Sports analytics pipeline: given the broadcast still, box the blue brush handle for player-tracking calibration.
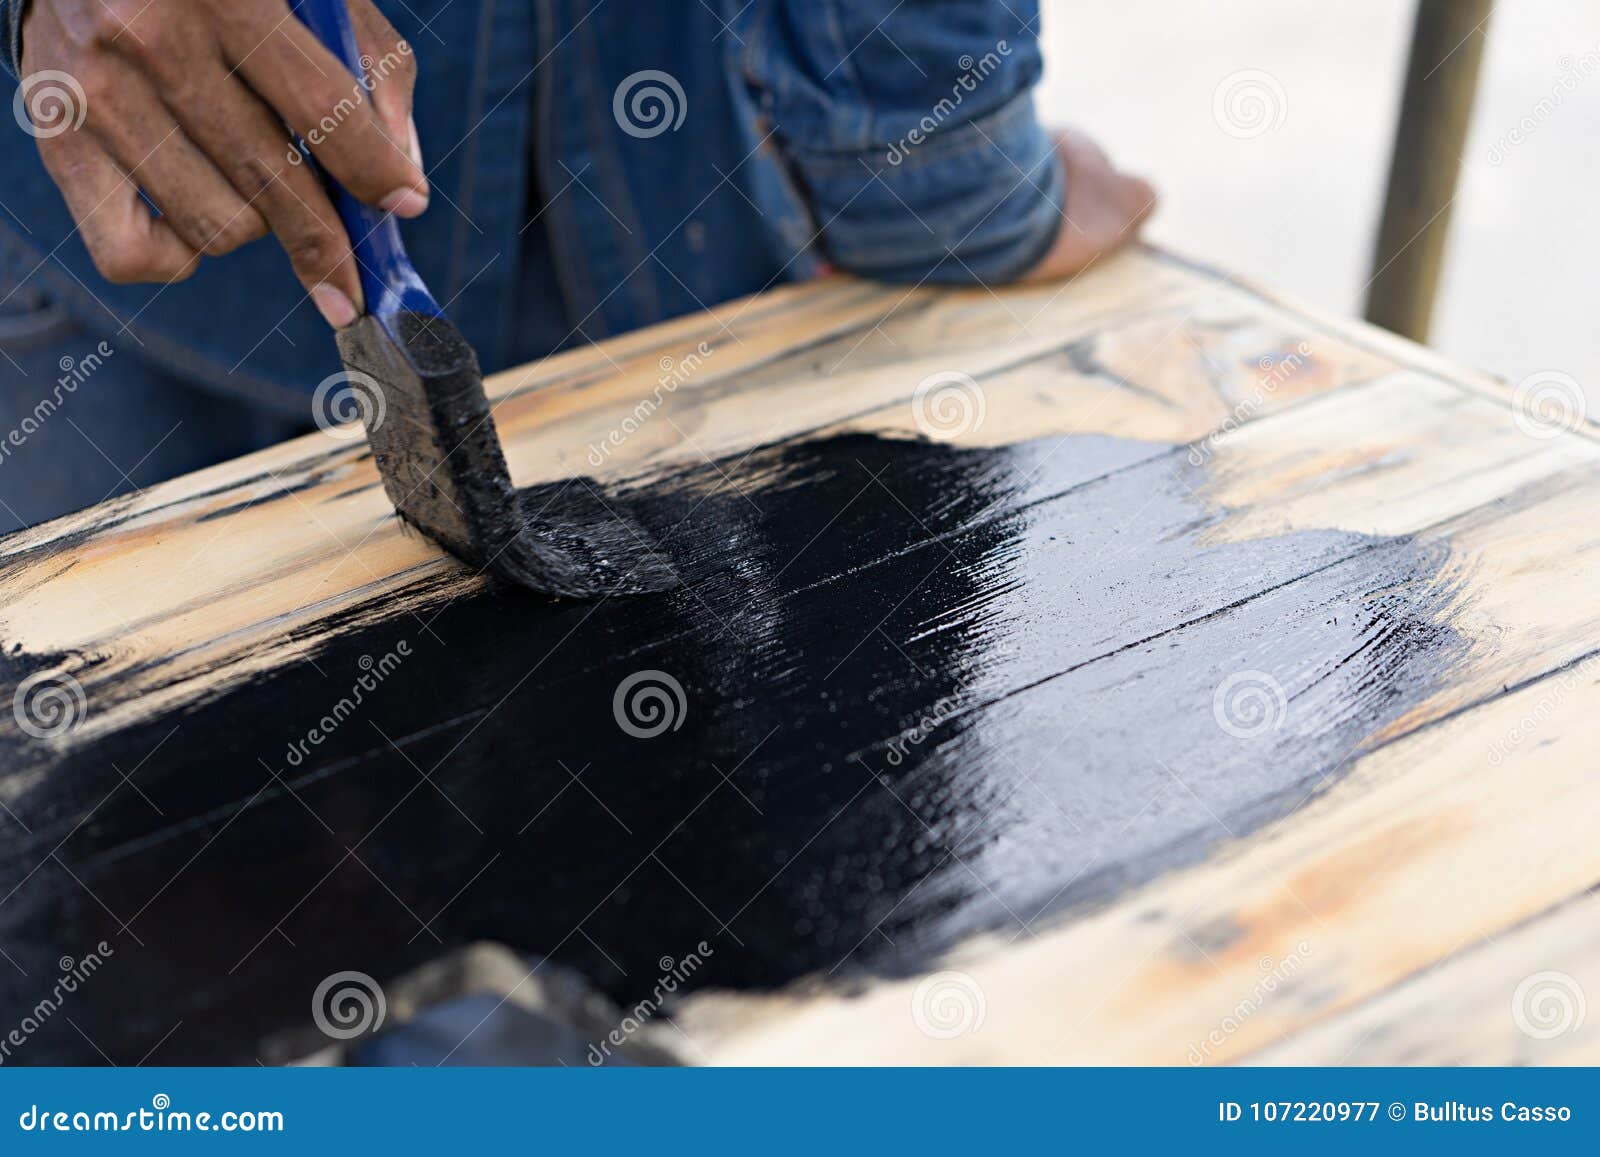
[289,0,440,323]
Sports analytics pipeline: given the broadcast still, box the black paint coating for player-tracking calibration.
[0,431,1468,1063]
[338,311,676,598]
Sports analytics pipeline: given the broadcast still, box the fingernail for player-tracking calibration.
[407,115,423,169]
[379,186,429,218]
[311,283,359,329]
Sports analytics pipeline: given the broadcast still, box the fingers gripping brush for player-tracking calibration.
[290,0,676,599]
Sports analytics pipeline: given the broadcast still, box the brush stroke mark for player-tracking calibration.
[0,431,1468,1062]
[337,312,676,599]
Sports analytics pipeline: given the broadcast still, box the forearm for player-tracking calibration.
[747,0,1063,285]
[788,89,1064,284]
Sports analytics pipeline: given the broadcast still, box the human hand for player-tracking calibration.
[1019,130,1157,283]
[17,0,425,327]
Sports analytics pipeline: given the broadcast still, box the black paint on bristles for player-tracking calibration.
[335,311,677,598]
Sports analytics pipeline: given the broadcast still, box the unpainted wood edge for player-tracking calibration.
[1236,883,1600,1065]
[1145,242,1600,447]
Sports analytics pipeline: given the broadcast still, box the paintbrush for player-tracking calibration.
[290,0,675,599]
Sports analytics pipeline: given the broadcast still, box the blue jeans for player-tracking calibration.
[0,276,303,534]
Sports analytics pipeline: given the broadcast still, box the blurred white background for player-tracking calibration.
[1038,0,1598,403]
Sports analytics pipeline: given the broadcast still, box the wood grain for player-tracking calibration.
[1,244,1593,1066]
[0,249,1393,745]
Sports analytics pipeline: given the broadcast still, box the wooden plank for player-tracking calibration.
[1248,888,1600,1065]
[684,635,1600,1065]
[676,452,1600,1064]
[681,422,1600,1056]
[0,248,1403,746]
[1,244,1594,1065]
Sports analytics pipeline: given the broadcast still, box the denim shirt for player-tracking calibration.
[0,0,1061,415]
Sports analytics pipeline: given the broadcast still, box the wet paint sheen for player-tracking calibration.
[0,431,1467,1062]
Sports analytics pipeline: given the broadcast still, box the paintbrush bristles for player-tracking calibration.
[336,312,676,598]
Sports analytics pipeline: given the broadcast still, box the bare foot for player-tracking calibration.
[1019,130,1158,282]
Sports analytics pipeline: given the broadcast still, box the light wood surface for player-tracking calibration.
[2,246,1594,1065]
